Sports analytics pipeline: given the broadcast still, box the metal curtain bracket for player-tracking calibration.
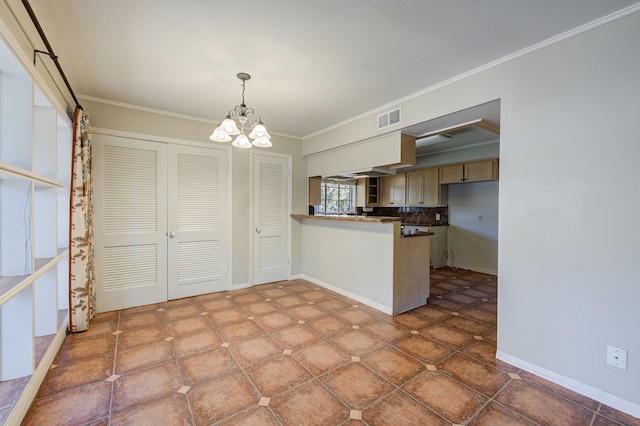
[33,49,57,65]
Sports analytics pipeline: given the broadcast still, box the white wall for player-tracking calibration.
[497,14,640,413]
[303,10,640,416]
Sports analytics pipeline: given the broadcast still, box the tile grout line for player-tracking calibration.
[107,309,123,425]
[163,302,198,426]
[467,376,538,425]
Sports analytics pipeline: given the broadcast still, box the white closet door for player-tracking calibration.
[253,153,290,285]
[94,134,168,312]
[167,145,229,299]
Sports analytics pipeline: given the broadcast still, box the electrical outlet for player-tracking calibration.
[435,213,441,220]
[478,215,483,222]
[606,345,628,370]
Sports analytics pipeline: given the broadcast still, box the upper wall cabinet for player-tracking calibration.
[439,159,499,184]
[406,167,442,206]
[380,173,406,207]
[356,177,379,207]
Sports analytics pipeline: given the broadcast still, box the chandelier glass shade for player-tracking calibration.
[209,73,272,148]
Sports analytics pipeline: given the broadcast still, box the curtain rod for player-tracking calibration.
[21,0,83,110]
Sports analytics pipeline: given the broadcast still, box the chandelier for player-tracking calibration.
[209,72,272,148]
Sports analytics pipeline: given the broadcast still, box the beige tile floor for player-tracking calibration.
[13,268,640,425]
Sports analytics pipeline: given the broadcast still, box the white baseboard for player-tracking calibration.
[299,274,392,315]
[496,350,640,419]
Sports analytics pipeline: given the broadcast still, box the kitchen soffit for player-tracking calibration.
[403,99,501,157]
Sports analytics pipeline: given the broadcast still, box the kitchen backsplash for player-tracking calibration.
[356,206,449,226]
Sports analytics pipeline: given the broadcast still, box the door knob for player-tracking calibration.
[169,231,176,238]
[255,227,262,233]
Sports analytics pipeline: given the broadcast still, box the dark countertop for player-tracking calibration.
[401,223,448,227]
[291,214,401,223]
[400,231,434,238]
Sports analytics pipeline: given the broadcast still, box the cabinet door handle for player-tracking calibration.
[255,227,262,233]
[169,231,176,238]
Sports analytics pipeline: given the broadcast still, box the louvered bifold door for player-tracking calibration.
[167,145,228,299]
[253,153,290,285]
[94,135,168,312]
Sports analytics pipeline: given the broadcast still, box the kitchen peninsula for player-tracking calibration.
[291,214,432,315]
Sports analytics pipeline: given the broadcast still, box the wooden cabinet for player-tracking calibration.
[439,159,499,184]
[380,174,406,206]
[439,164,464,184]
[356,177,379,207]
[308,176,321,205]
[406,167,441,206]
[466,159,499,182]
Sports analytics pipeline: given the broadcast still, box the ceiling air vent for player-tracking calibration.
[377,108,401,130]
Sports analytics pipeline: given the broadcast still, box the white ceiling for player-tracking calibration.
[29,0,640,142]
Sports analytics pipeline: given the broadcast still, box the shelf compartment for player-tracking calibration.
[33,99,58,181]
[57,250,69,310]
[0,49,33,171]
[0,285,34,380]
[58,308,69,330]
[34,186,58,259]
[34,334,56,368]
[34,267,58,337]
[57,115,72,185]
[57,189,70,249]
[0,253,65,307]
[0,177,32,277]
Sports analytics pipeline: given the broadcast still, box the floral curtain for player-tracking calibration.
[68,107,96,332]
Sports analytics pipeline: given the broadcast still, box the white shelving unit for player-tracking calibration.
[0,37,71,423]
